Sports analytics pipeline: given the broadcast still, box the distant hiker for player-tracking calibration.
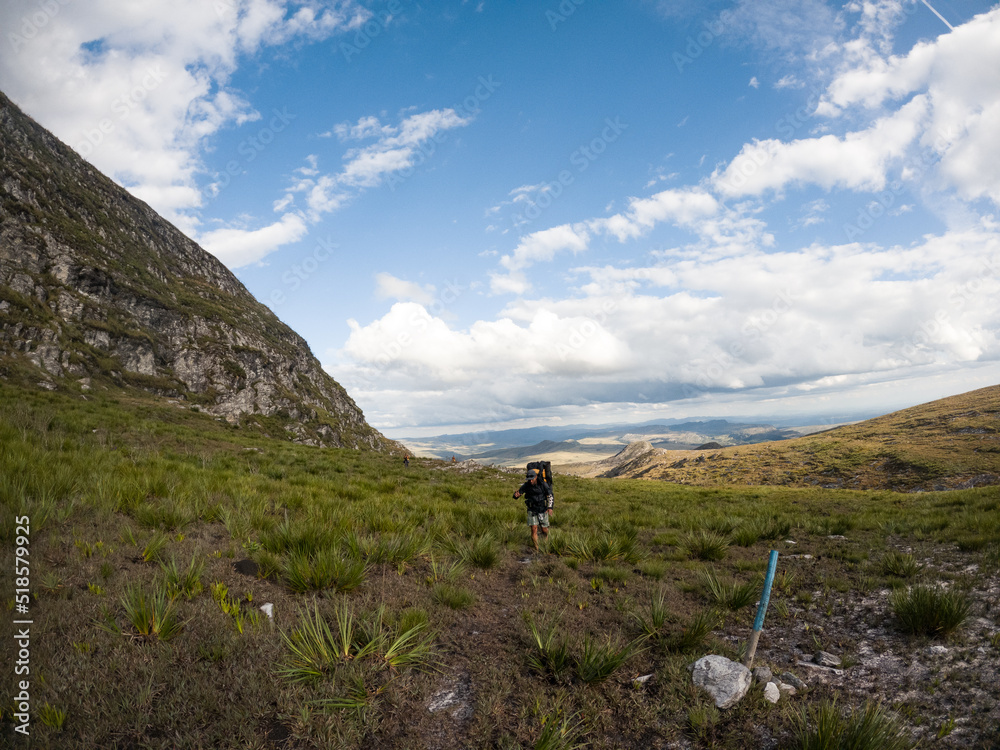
[452,455,457,463]
[513,468,554,551]
[403,455,409,467]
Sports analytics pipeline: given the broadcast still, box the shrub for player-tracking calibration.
[892,585,971,638]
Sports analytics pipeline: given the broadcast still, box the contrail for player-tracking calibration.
[920,0,954,30]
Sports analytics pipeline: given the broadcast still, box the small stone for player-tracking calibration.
[779,671,807,691]
[784,539,797,545]
[814,650,841,667]
[763,682,780,704]
[776,681,797,696]
[827,534,847,540]
[927,644,948,655]
[260,603,274,620]
[633,673,654,685]
[753,666,773,684]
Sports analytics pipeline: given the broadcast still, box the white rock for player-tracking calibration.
[690,655,752,709]
[633,674,654,685]
[763,681,781,704]
[260,603,274,620]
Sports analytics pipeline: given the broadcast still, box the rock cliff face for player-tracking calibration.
[0,90,398,451]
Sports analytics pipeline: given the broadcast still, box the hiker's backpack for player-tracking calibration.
[526,460,553,487]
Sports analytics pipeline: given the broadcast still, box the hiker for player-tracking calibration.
[403,455,409,467]
[513,468,554,551]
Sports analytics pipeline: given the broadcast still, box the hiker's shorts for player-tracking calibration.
[526,509,550,528]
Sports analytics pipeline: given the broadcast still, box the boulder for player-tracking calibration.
[690,655,752,709]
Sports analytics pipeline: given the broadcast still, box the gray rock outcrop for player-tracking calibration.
[0,90,399,451]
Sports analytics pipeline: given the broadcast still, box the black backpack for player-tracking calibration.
[526,460,553,487]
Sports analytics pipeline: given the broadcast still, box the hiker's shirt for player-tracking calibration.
[514,481,553,513]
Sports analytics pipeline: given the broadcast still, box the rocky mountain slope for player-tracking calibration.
[565,385,1000,491]
[0,90,397,450]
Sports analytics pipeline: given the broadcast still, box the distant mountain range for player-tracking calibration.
[402,416,865,466]
[565,384,1000,492]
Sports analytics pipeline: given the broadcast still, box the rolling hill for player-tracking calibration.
[562,384,1000,492]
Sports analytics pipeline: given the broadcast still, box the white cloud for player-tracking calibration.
[200,212,308,267]
[0,1,366,224]
[340,225,1000,429]
[712,95,928,198]
[374,273,436,304]
[283,107,475,220]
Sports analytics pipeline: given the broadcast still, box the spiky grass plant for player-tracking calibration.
[681,530,729,561]
[534,710,587,750]
[432,582,476,610]
[891,585,971,638]
[277,600,436,685]
[160,554,205,599]
[426,554,466,585]
[574,634,645,684]
[668,609,720,653]
[700,569,759,611]
[879,551,922,578]
[462,533,502,569]
[119,583,183,641]
[632,588,672,638]
[141,530,169,563]
[38,703,67,731]
[794,699,915,750]
[524,612,573,679]
[283,549,367,593]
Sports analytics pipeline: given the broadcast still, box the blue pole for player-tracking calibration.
[744,549,779,668]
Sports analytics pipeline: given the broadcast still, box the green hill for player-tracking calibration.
[2,382,999,748]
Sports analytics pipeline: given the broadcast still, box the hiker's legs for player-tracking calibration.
[530,523,539,550]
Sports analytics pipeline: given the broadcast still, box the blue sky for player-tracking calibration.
[2,0,1000,438]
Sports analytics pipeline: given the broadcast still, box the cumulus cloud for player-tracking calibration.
[200,212,309,268]
[0,0,366,226]
[0,0,368,264]
[337,225,1000,429]
[375,273,436,304]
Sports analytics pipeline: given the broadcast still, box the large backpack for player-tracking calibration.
[526,460,553,487]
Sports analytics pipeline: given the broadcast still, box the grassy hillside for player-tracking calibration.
[2,383,1000,748]
[596,385,1000,492]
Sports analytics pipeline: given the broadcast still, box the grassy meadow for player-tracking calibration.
[2,383,1000,749]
